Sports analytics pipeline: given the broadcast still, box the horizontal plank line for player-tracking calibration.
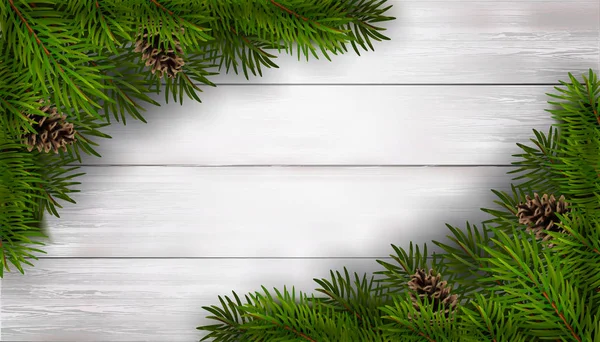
[174,83,564,87]
[33,256,394,260]
[70,164,515,168]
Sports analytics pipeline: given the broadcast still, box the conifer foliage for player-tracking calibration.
[0,0,395,276]
[198,70,600,341]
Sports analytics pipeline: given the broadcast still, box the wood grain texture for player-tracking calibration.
[85,85,555,166]
[207,1,599,84]
[4,1,598,341]
[39,166,511,258]
[1,259,378,341]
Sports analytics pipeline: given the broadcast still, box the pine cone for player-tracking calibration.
[516,193,570,243]
[22,100,76,154]
[407,268,458,317]
[134,23,185,79]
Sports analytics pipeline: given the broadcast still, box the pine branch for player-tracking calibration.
[483,228,586,341]
[375,242,433,292]
[5,0,108,119]
[584,76,600,125]
[200,70,600,340]
[245,312,318,342]
[268,0,344,34]
[148,0,213,39]
[2,0,395,279]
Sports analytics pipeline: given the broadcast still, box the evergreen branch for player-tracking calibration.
[556,211,600,257]
[584,77,600,125]
[228,25,274,61]
[503,246,580,341]
[150,0,175,15]
[473,304,496,342]
[3,0,395,279]
[246,313,318,342]
[0,238,7,271]
[200,70,599,341]
[5,0,106,119]
[384,316,436,342]
[538,291,580,342]
[484,229,585,341]
[148,0,212,38]
[94,1,119,52]
[7,0,49,55]
[529,135,568,180]
[268,0,344,34]
[38,183,58,207]
[0,97,29,123]
[319,288,365,322]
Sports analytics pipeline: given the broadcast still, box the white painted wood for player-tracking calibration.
[0,259,378,341]
[3,2,598,341]
[40,166,510,257]
[86,85,555,166]
[207,1,599,84]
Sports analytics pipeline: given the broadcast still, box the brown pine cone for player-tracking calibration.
[134,23,185,79]
[516,193,570,244]
[22,100,76,154]
[407,268,458,317]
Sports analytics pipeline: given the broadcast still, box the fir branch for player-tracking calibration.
[246,313,318,342]
[95,1,118,45]
[500,246,571,332]
[3,0,395,279]
[7,0,48,54]
[584,77,600,125]
[384,316,436,342]
[200,70,600,341]
[539,292,580,342]
[148,0,212,38]
[228,25,275,62]
[0,238,7,271]
[268,0,344,34]
[5,0,108,119]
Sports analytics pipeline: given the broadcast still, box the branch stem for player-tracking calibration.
[248,314,317,342]
[268,0,343,33]
[8,0,50,55]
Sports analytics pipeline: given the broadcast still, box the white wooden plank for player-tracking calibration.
[206,1,599,84]
[40,166,510,257]
[86,85,556,166]
[1,259,378,341]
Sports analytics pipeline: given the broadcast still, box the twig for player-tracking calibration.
[0,239,8,271]
[39,184,58,206]
[7,0,92,103]
[248,314,317,342]
[387,316,436,342]
[268,0,343,33]
[583,80,600,125]
[318,289,363,322]
[229,25,273,58]
[8,0,49,55]
[455,240,502,286]
[475,305,496,342]
[89,61,140,108]
[503,246,582,342]
[95,1,118,45]
[149,0,208,33]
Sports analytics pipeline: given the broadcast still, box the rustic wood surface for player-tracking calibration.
[38,166,511,257]
[2,1,599,341]
[82,86,556,166]
[208,1,599,84]
[1,259,379,342]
